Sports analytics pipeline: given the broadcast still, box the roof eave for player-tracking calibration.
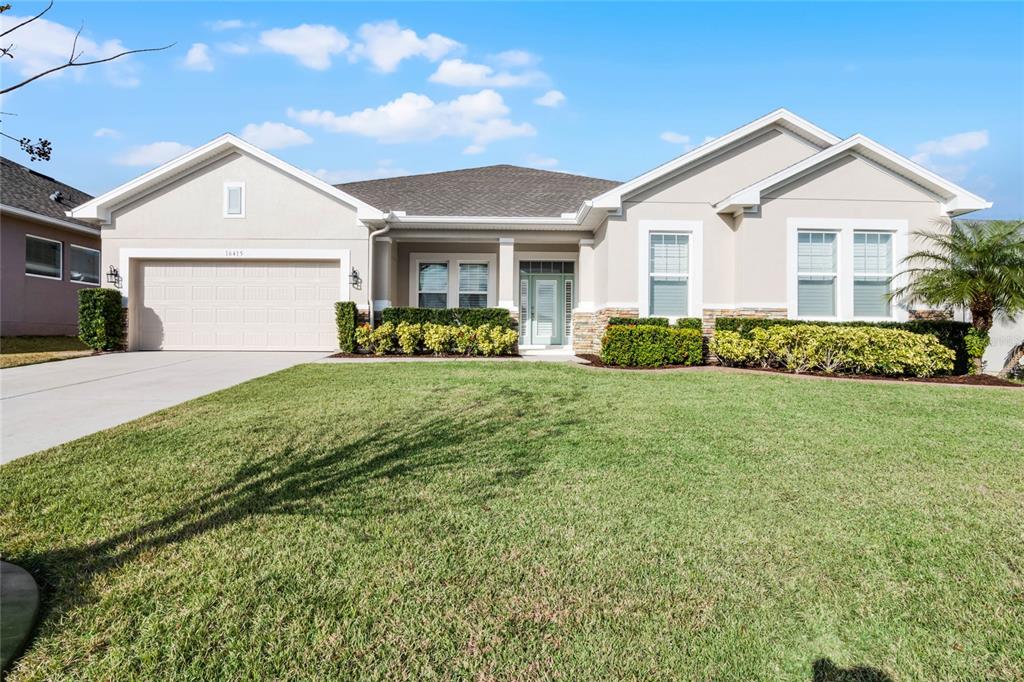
[1,204,101,236]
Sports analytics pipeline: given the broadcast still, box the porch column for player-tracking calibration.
[498,237,516,310]
[577,238,596,311]
[373,236,393,312]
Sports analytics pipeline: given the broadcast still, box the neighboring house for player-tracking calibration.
[1,157,101,336]
[67,109,990,354]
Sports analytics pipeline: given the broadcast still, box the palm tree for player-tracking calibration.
[893,219,1024,373]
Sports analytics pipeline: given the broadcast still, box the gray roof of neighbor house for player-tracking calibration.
[336,164,619,218]
[0,156,95,227]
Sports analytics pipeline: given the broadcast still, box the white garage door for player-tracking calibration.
[138,260,340,351]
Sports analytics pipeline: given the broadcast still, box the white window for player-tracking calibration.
[26,234,62,279]
[458,263,489,308]
[69,245,101,285]
[797,231,837,317]
[853,232,893,317]
[648,232,689,316]
[417,263,448,308]
[224,182,244,217]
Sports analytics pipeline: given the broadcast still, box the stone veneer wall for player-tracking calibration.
[700,307,789,335]
[572,308,638,354]
[909,309,953,321]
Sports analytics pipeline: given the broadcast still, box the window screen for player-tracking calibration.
[26,236,62,278]
[649,233,688,316]
[70,246,100,284]
[458,263,488,308]
[797,231,837,317]
[853,232,892,317]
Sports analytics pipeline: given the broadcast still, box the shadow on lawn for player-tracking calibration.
[18,395,578,648]
[812,658,894,682]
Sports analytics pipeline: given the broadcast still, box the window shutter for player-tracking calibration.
[519,277,529,337]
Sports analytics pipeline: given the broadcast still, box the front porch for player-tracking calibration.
[371,232,598,350]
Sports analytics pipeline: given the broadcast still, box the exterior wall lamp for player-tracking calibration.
[106,265,122,288]
[349,267,362,289]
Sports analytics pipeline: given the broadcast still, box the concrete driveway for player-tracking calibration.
[1,351,326,464]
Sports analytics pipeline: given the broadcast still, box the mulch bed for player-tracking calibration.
[328,352,522,359]
[577,354,1021,387]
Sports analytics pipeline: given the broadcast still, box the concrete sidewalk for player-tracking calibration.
[1,351,325,464]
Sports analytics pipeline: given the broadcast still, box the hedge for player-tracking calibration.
[355,321,518,357]
[335,301,358,353]
[711,325,955,377]
[607,316,702,330]
[381,307,515,329]
[600,326,703,368]
[713,317,972,374]
[78,288,125,351]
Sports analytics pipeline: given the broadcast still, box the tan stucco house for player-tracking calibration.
[1,157,101,336]
[67,109,990,353]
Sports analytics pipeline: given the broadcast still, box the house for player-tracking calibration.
[1,157,101,336]
[67,109,990,353]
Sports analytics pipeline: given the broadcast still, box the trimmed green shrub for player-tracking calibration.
[335,301,358,353]
[607,316,669,327]
[381,307,515,329]
[600,325,703,368]
[674,317,703,330]
[713,317,972,374]
[78,288,125,351]
[711,325,955,377]
[358,322,518,357]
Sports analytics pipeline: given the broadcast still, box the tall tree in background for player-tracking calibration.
[893,219,1024,374]
[0,1,172,161]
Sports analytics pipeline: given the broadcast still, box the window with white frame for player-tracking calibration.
[69,245,101,284]
[797,231,837,317]
[224,182,244,217]
[853,232,893,317]
[417,262,448,308]
[458,262,488,308]
[648,232,688,316]
[26,235,62,279]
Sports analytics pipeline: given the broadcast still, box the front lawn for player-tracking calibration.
[1,363,1021,679]
[0,336,92,369]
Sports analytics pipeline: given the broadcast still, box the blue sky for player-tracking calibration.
[2,1,1021,218]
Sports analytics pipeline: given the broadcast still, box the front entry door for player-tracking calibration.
[531,278,560,345]
[519,266,575,346]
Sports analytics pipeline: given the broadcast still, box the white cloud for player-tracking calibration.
[93,128,121,139]
[463,144,485,155]
[533,90,566,108]
[911,130,989,165]
[525,153,558,168]
[183,43,214,71]
[218,42,251,55]
[348,20,460,73]
[207,19,253,31]
[0,13,143,87]
[310,160,410,184]
[660,131,691,145]
[429,58,547,88]
[259,24,349,70]
[493,49,538,68]
[288,89,535,152]
[240,122,312,150]
[114,141,193,167]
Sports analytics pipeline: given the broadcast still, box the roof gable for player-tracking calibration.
[69,134,384,223]
[714,134,992,216]
[336,165,618,218]
[591,109,841,210]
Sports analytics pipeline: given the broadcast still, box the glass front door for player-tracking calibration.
[519,261,575,346]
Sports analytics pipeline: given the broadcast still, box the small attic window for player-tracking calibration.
[224,182,245,218]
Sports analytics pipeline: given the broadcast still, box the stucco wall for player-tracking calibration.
[1,214,101,336]
[101,151,368,304]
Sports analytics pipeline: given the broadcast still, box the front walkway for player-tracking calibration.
[1,351,326,464]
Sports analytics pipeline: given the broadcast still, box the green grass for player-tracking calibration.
[0,336,92,369]
[1,363,1022,680]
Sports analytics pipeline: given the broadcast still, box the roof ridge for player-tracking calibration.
[334,164,618,188]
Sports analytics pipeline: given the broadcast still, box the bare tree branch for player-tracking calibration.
[0,0,52,37]
[68,20,82,62]
[0,42,174,95]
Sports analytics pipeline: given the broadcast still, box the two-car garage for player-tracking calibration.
[135,259,341,351]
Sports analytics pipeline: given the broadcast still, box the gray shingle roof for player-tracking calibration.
[336,164,619,217]
[1,156,94,227]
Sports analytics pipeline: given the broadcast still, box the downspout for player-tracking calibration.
[366,212,393,327]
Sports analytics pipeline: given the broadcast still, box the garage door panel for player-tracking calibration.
[138,260,340,351]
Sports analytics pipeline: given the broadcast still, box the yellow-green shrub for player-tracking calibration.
[712,324,954,377]
[369,322,396,356]
[395,322,423,355]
